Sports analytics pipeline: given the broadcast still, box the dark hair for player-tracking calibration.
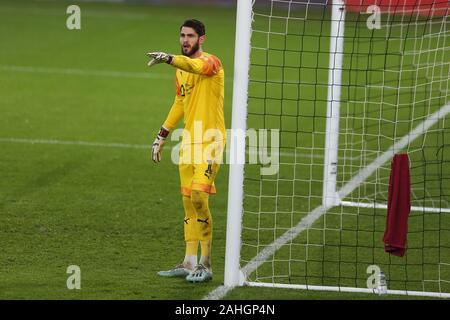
[180,19,205,37]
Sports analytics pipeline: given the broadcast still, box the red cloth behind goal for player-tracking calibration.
[345,0,449,17]
[383,154,411,257]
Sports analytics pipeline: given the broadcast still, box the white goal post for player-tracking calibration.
[224,0,252,287]
[225,0,450,298]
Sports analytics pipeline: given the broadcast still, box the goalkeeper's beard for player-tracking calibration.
[182,41,200,57]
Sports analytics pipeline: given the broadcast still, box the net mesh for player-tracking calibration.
[241,0,450,295]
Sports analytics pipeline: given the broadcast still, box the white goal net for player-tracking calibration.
[226,0,450,298]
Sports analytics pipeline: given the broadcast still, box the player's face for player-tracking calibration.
[180,26,202,57]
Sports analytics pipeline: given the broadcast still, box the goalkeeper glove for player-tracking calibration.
[147,52,173,67]
[152,126,170,163]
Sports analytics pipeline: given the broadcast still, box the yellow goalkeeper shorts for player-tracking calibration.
[178,142,223,196]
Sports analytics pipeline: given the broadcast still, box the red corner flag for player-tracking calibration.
[383,153,411,257]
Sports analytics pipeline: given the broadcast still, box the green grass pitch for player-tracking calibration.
[0,0,236,300]
[0,0,448,300]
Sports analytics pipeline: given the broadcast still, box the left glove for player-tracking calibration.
[152,126,170,163]
[147,52,173,67]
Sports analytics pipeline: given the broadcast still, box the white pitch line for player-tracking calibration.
[339,102,450,199]
[0,137,150,149]
[0,137,366,161]
[0,137,296,157]
[203,102,450,300]
[203,205,328,300]
[0,65,173,80]
[0,65,234,83]
[0,137,313,159]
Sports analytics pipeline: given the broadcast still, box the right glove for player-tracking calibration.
[152,126,170,163]
[147,52,173,67]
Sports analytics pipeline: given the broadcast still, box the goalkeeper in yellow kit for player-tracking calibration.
[147,19,225,283]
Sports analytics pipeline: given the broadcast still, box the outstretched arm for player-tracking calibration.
[170,55,221,76]
[147,52,221,76]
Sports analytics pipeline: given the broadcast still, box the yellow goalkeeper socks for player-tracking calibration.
[183,195,199,269]
[191,190,213,270]
[191,190,213,241]
[200,241,212,270]
[184,250,197,270]
[186,241,198,256]
[185,241,198,268]
[183,195,198,243]
[183,191,213,269]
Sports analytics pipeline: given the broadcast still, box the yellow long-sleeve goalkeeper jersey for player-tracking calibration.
[162,52,226,145]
